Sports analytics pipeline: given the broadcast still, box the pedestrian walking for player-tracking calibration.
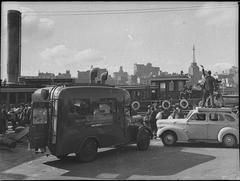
[0,104,8,134]
[149,106,158,138]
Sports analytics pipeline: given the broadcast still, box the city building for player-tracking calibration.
[76,70,90,83]
[56,70,71,78]
[113,66,129,85]
[134,63,160,77]
[133,63,160,84]
[188,45,201,86]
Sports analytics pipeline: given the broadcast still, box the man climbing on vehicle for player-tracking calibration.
[200,65,216,108]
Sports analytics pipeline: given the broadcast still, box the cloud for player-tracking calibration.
[2,4,55,40]
[22,11,55,40]
[40,45,105,75]
[195,2,238,27]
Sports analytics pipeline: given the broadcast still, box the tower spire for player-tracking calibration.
[192,44,196,63]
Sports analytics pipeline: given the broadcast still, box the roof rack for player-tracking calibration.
[196,107,234,112]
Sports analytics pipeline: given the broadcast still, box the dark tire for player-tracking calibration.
[76,139,98,162]
[161,131,177,146]
[137,129,151,151]
[222,134,237,148]
[56,154,68,160]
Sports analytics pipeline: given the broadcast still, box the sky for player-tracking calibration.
[1,1,238,79]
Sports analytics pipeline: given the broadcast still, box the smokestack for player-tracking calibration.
[7,10,21,84]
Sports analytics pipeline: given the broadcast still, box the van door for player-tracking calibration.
[91,98,126,146]
[29,102,49,150]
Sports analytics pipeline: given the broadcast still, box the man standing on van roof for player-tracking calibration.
[200,65,216,108]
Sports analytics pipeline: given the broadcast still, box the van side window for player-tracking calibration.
[68,99,91,122]
[92,98,115,124]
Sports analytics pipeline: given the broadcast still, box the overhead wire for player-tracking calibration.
[19,5,237,16]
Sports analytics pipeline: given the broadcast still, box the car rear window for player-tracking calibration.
[224,114,235,122]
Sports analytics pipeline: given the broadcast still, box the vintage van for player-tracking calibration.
[29,81,152,162]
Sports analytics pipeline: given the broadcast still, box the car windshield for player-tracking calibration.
[186,110,194,119]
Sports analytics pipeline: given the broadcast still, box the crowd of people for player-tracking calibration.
[0,103,31,134]
[144,103,185,138]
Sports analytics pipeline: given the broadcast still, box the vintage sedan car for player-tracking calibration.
[156,107,239,147]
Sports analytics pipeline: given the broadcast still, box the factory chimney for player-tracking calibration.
[7,10,21,84]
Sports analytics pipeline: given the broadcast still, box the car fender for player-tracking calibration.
[218,127,239,144]
[157,126,189,141]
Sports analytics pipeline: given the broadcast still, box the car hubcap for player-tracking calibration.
[225,136,234,146]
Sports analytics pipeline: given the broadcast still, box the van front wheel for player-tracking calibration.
[137,129,151,150]
[76,139,98,162]
[56,154,68,160]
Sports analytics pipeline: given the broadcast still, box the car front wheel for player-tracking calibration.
[161,131,177,146]
[222,134,237,148]
[76,139,98,162]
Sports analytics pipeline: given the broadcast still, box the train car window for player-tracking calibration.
[178,81,184,91]
[160,83,166,92]
[169,81,174,91]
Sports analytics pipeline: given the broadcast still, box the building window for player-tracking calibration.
[151,82,156,86]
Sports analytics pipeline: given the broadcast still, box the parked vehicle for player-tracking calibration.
[156,107,239,148]
[30,70,152,162]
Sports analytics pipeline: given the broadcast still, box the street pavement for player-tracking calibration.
[0,139,239,180]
